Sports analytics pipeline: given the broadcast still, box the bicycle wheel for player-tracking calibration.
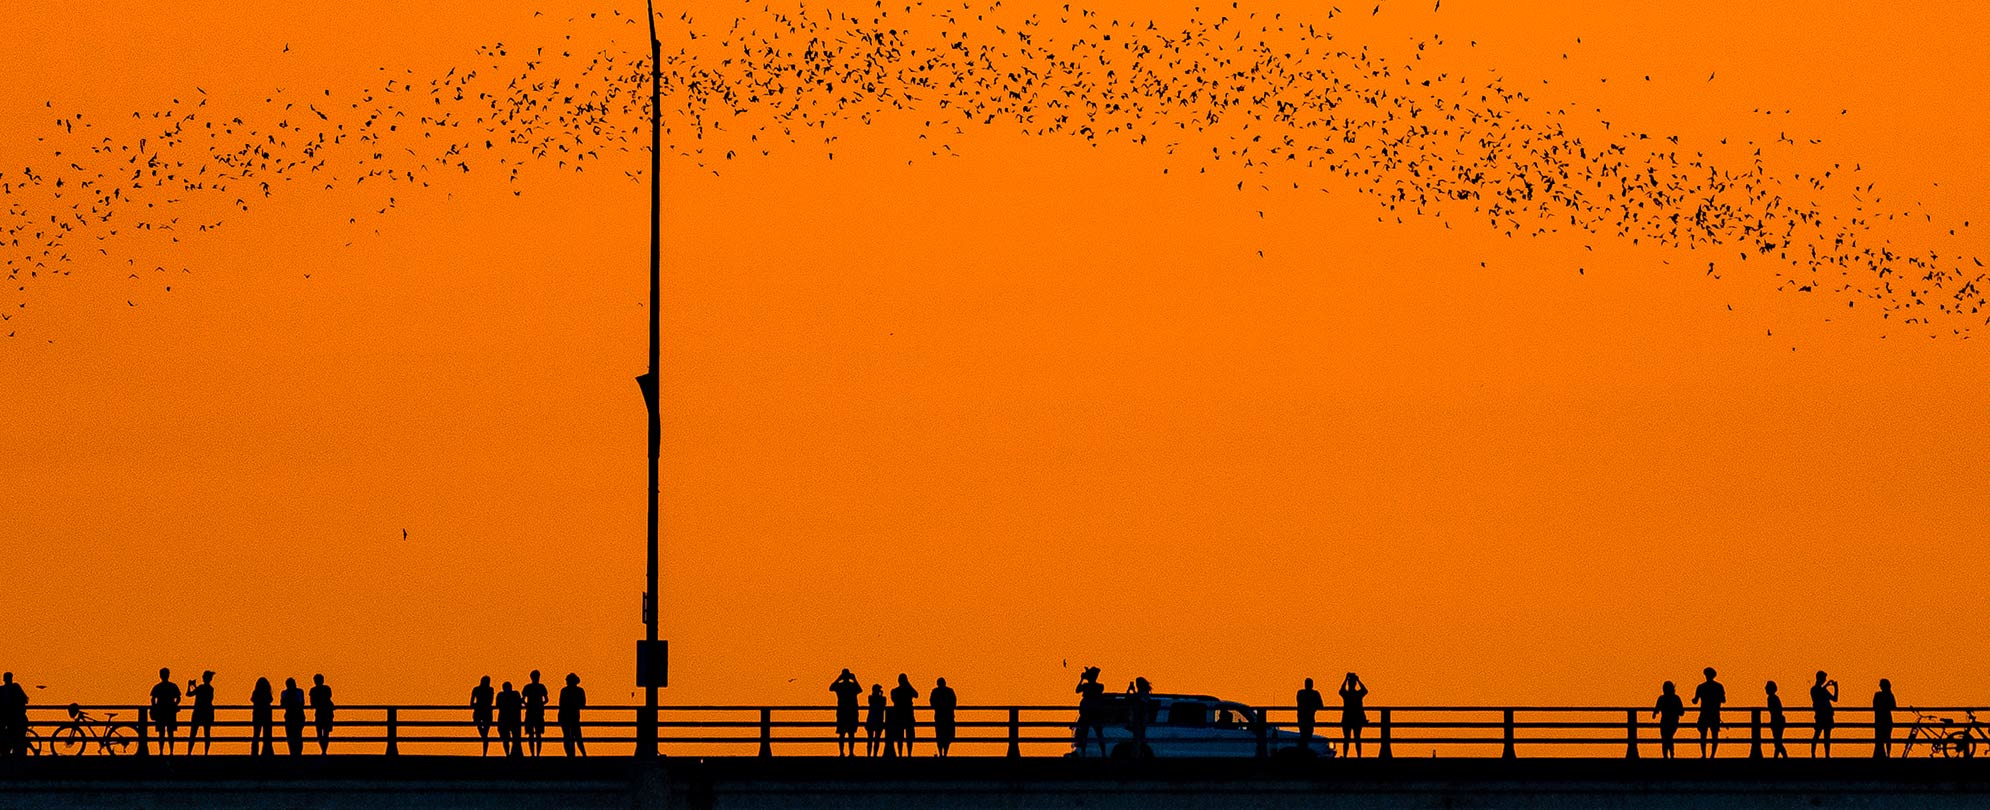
[100,725,130,756]
[52,725,85,756]
[23,728,43,756]
[1948,732,1975,759]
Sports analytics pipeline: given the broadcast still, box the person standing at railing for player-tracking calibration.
[1653,681,1685,759]
[830,669,862,757]
[1338,673,1369,758]
[558,673,586,757]
[865,683,887,757]
[1692,668,1726,758]
[1074,667,1106,758]
[1809,671,1839,758]
[523,670,549,757]
[281,677,307,756]
[496,681,524,758]
[309,674,335,755]
[150,667,183,756]
[1872,679,1896,758]
[187,671,216,755]
[930,677,957,757]
[1296,678,1324,751]
[471,676,495,756]
[891,674,920,758]
[249,677,275,756]
[1765,681,1788,758]
[0,672,27,758]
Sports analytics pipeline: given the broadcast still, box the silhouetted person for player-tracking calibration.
[1074,667,1106,758]
[1296,678,1324,750]
[309,674,334,754]
[496,681,523,757]
[150,667,182,755]
[187,671,216,755]
[891,673,919,757]
[1692,667,1725,758]
[831,669,862,757]
[471,676,495,756]
[1766,681,1788,758]
[865,684,886,757]
[558,673,585,757]
[1872,679,1896,758]
[930,678,957,757]
[0,672,26,758]
[523,670,549,757]
[1654,681,1685,758]
[1338,673,1368,758]
[281,678,306,756]
[249,677,275,756]
[1809,671,1839,758]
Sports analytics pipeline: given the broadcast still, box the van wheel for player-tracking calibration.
[1110,742,1153,760]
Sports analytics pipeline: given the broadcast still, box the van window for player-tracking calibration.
[1166,702,1210,727]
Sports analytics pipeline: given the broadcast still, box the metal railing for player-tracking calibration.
[13,704,1982,759]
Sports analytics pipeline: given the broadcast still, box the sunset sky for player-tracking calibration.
[5,0,1988,730]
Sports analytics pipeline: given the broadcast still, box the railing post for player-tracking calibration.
[1007,708,1021,758]
[1254,709,1267,759]
[1748,708,1762,759]
[758,708,773,758]
[1501,709,1516,759]
[136,711,149,757]
[1626,709,1639,759]
[1379,709,1393,758]
[386,707,399,756]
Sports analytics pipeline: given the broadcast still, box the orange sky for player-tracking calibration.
[4,0,1989,731]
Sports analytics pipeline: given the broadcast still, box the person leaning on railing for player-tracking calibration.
[558,673,586,757]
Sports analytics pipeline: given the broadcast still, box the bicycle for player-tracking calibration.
[48,704,133,756]
[1901,709,1987,758]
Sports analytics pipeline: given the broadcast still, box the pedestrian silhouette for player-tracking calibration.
[249,677,274,756]
[558,673,586,757]
[1692,667,1725,758]
[1809,671,1838,758]
[149,667,182,756]
[1296,678,1324,751]
[309,674,334,754]
[496,681,523,757]
[930,677,957,757]
[1338,673,1369,758]
[830,669,862,757]
[523,670,549,757]
[1074,667,1105,758]
[187,671,216,755]
[281,678,306,756]
[1766,681,1788,758]
[471,676,495,756]
[865,684,886,757]
[1653,681,1685,759]
[0,672,26,758]
[1872,679,1896,758]
[890,673,919,758]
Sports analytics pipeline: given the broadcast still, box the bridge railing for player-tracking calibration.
[16,704,1982,759]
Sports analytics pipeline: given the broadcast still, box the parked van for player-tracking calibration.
[1071,692,1337,759]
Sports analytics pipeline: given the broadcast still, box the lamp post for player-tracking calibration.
[633,0,667,759]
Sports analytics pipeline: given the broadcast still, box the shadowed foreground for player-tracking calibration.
[9,757,1990,809]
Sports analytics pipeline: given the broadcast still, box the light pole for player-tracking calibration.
[634,0,667,759]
